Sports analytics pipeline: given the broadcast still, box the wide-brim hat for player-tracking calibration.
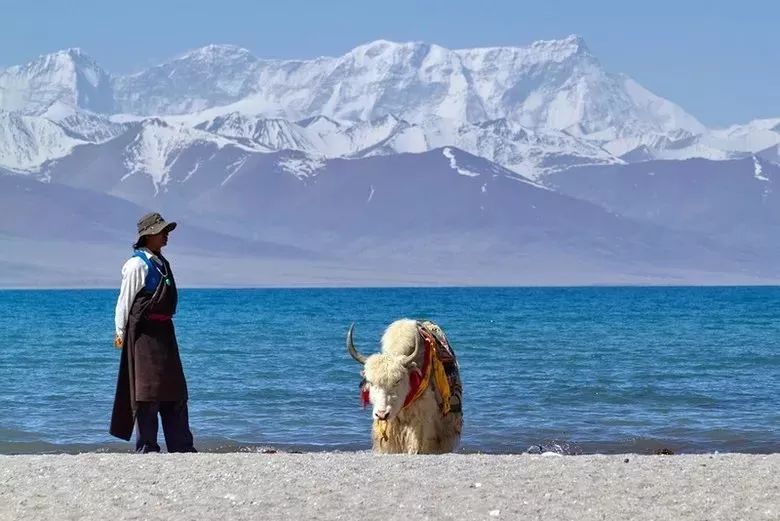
[136,212,177,242]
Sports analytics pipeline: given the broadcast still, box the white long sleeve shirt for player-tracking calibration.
[114,249,164,339]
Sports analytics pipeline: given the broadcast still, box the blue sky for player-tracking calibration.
[3,0,777,126]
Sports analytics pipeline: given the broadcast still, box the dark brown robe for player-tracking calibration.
[110,255,188,441]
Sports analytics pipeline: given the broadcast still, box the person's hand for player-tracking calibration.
[114,334,123,349]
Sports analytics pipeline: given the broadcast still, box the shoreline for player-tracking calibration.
[2,439,779,456]
[1,453,776,520]
[3,283,780,290]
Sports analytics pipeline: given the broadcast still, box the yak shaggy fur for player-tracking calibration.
[360,319,461,454]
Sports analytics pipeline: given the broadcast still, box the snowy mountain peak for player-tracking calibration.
[350,39,401,54]
[44,47,89,64]
[35,47,97,68]
[3,37,707,146]
[176,44,256,64]
[18,47,107,84]
[0,111,85,171]
[5,38,779,178]
[122,115,257,191]
[194,112,314,150]
[353,35,589,63]
[0,48,113,115]
[350,39,446,58]
[114,44,260,116]
[529,34,590,57]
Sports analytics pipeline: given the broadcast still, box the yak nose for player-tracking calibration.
[374,411,390,421]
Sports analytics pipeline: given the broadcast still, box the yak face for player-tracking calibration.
[347,321,422,421]
[362,354,416,421]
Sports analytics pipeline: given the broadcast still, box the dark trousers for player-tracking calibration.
[135,400,196,453]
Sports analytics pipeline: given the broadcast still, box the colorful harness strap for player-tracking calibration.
[402,327,452,414]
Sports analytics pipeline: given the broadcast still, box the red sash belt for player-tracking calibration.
[148,313,172,322]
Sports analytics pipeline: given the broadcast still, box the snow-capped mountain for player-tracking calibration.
[0,48,113,115]
[607,119,780,163]
[124,36,702,145]
[3,37,780,284]
[36,117,263,197]
[0,36,705,138]
[703,118,780,153]
[608,132,738,163]
[351,116,621,177]
[182,112,619,178]
[0,111,86,171]
[55,111,127,143]
[193,112,317,152]
[113,44,261,116]
[122,118,262,192]
[3,36,772,178]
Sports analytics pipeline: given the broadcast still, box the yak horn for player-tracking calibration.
[402,330,422,366]
[346,323,367,365]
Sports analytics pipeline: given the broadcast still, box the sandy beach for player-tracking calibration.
[0,453,777,521]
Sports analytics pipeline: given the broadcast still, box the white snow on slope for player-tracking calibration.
[0,112,85,171]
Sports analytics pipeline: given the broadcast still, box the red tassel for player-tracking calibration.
[360,386,370,408]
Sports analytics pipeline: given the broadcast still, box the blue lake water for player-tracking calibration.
[0,287,777,454]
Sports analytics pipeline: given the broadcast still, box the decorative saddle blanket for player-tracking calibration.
[417,320,463,416]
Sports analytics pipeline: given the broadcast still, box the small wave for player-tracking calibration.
[3,436,777,455]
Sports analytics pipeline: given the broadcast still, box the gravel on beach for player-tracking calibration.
[1,453,777,521]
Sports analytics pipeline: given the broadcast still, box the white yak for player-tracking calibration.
[346,318,463,454]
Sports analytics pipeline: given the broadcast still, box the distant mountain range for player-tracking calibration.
[1,36,778,286]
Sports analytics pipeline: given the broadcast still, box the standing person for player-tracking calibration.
[110,212,197,453]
